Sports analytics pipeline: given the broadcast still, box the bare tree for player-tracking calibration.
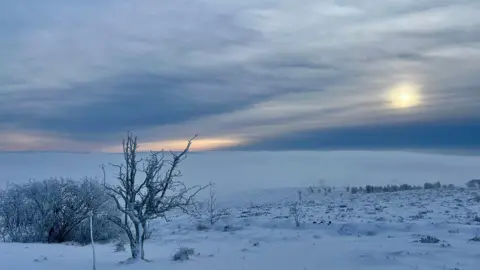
[102,132,205,261]
[192,182,228,228]
[289,202,305,228]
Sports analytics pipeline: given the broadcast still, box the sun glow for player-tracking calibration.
[387,83,422,109]
[102,137,245,153]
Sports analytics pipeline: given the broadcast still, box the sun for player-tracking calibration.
[387,83,422,109]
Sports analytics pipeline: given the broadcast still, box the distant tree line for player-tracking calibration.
[307,186,333,194]
[348,181,457,194]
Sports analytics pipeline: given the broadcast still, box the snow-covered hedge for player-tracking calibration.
[0,177,121,244]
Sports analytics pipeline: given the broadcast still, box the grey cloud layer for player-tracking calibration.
[234,117,480,151]
[1,0,479,150]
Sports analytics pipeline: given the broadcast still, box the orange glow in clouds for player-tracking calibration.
[102,137,244,153]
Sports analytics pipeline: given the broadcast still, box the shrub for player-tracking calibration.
[289,202,306,228]
[114,241,127,252]
[466,179,480,189]
[191,182,228,227]
[471,194,480,203]
[70,211,122,245]
[0,177,120,244]
[418,235,440,244]
[469,236,480,242]
[424,181,441,189]
[172,247,195,261]
[196,223,210,231]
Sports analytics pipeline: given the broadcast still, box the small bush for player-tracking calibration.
[289,202,306,228]
[113,241,126,252]
[33,256,48,262]
[448,229,459,234]
[191,183,229,227]
[418,235,440,244]
[466,179,480,189]
[469,236,480,242]
[222,224,242,232]
[196,223,210,231]
[173,247,195,261]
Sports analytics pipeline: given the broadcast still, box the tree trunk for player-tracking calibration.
[127,221,145,260]
[130,241,139,259]
[124,201,128,228]
[138,222,145,260]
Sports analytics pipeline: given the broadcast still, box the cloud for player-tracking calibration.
[0,0,480,151]
[233,117,480,151]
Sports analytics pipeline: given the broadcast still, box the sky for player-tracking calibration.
[1,0,479,152]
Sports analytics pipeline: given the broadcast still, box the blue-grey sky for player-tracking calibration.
[1,0,479,152]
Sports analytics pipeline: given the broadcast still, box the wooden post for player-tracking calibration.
[90,211,96,270]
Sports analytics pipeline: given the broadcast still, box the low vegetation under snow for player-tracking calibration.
[2,186,480,270]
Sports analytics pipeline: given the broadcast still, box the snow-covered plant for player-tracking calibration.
[419,235,440,244]
[196,223,210,231]
[289,202,306,228]
[191,182,228,228]
[172,247,195,261]
[114,240,127,252]
[471,193,480,203]
[0,178,118,244]
[466,179,480,189]
[469,236,480,242]
[102,132,206,261]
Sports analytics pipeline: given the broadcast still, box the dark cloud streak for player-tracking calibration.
[235,118,480,151]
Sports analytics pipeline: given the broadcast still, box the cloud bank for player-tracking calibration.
[1,0,479,151]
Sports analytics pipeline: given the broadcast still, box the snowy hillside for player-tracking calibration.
[2,187,480,270]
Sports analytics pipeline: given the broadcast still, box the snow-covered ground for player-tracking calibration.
[3,187,480,270]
